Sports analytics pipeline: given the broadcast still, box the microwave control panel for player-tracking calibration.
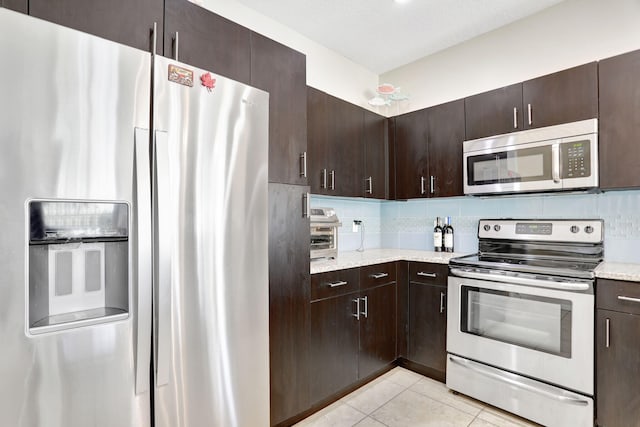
[561,140,591,178]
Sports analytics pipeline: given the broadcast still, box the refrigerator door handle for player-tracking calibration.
[134,128,152,395]
[154,130,172,387]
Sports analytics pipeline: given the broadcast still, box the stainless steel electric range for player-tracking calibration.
[447,219,603,427]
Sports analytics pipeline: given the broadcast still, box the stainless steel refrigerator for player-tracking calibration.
[0,8,269,427]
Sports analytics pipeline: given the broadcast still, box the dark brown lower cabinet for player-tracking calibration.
[359,283,397,379]
[596,278,640,427]
[268,183,310,426]
[2,0,27,13]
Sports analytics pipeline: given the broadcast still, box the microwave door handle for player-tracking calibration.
[134,128,152,395]
[552,143,561,184]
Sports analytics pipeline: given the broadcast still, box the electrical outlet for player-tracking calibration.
[353,220,362,232]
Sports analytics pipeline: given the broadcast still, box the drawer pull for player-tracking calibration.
[617,295,640,304]
[328,280,348,288]
[605,318,610,348]
[417,272,437,278]
[370,272,389,279]
[440,292,446,314]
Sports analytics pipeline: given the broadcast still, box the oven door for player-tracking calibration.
[447,273,594,395]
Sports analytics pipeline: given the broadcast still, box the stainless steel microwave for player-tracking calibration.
[463,119,598,195]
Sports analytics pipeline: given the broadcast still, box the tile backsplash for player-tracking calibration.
[311,190,640,263]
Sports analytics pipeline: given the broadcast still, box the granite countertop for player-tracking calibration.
[310,249,466,274]
[311,249,640,282]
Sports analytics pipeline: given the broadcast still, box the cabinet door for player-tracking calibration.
[307,87,329,195]
[408,282,447,380]
[599,49,640,190]
[427,99,465,198]
[29,0,162,52]
[2,0,27,13]
[364,110,388,199]
[164,0,251,84]
[250,33,307,186]
[327,95,364,197]
[596,309,640,427]
[394,109,429,200]
[268,183,311,425]
[522,62,598,130]
[359,283,397,379]
[310,293,360,404]
[464,83,523,140]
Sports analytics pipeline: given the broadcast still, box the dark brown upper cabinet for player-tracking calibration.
[29,0,163,53]
[522,62,598,130]
[307,87,330,195]
[2,0,27,13]
[599,49,640,190]
[393,100,464,200]
[250,33,307,186]
[464,63,597,140]
[363,110,388,199]
[164,0,251,85]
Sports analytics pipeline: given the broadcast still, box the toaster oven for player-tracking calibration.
[310,207,341,260]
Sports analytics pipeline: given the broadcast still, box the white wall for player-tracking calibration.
[381,0,640,114]
[193,0,379,110]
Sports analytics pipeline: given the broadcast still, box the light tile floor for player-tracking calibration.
[295,367,542,427]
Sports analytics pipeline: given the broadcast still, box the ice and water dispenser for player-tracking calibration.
[28,200,130,334]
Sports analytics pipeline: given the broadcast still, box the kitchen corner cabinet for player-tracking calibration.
[2,0,27,13]
[394,100,464,199]
[363,110,389,199]
[164,0,251,84]
[599,49,640,190]
[327,95,364,197]
[29,0,163,53]
[310,263,397,404]
[268,183,311,426]
[405,262,448,381]
[250,33,307,186]
[464,63,597,140]
[595,278,640,427]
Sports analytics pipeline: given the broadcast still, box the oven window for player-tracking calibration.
[467,145,553,185]
[460,286,572,358]
[310,226,335,250]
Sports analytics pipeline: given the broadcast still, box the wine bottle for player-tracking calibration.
[433,217,443,252]
[443,216,454,253]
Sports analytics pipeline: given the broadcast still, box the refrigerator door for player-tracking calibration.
[153,55,270,426]
[0,9,152,427]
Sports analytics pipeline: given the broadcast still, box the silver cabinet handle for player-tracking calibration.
[173,32,179,61]
[352,298,360,320]
[552,143,560,183]
[321,168,327,189]
[302,192,310,218]
[134,128,152,395]
[361,296,368,318]
[605,318,610,348]
[365,176,373,194]
[440,291,445,314]
[370,272,389,279]
[430,175,435,194]
[513,107,518,129]
[618,295,640,304]
[152,22,158,56]
[448,356,590,406]
[300,152,307,177]
[154,130,172,387]
[420,176,426,195]
[417,272,437,278]
[330,170,335,190]
[328,280,348,288]
[527,103,532,126]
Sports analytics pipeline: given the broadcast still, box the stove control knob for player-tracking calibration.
[585,225,594,234]
[494,225,501,232]
[570,225,580,233]
[483,224,491,232]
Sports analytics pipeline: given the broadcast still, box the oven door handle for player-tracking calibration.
[448,356,590,407]
[449,268,591,291]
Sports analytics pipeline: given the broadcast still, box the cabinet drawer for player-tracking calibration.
[311,268,359,300]
[597,279,640,315]
[409,262,448,286]
[360,262,397,290]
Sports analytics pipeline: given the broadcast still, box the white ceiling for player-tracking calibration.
[233,0,566,74]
